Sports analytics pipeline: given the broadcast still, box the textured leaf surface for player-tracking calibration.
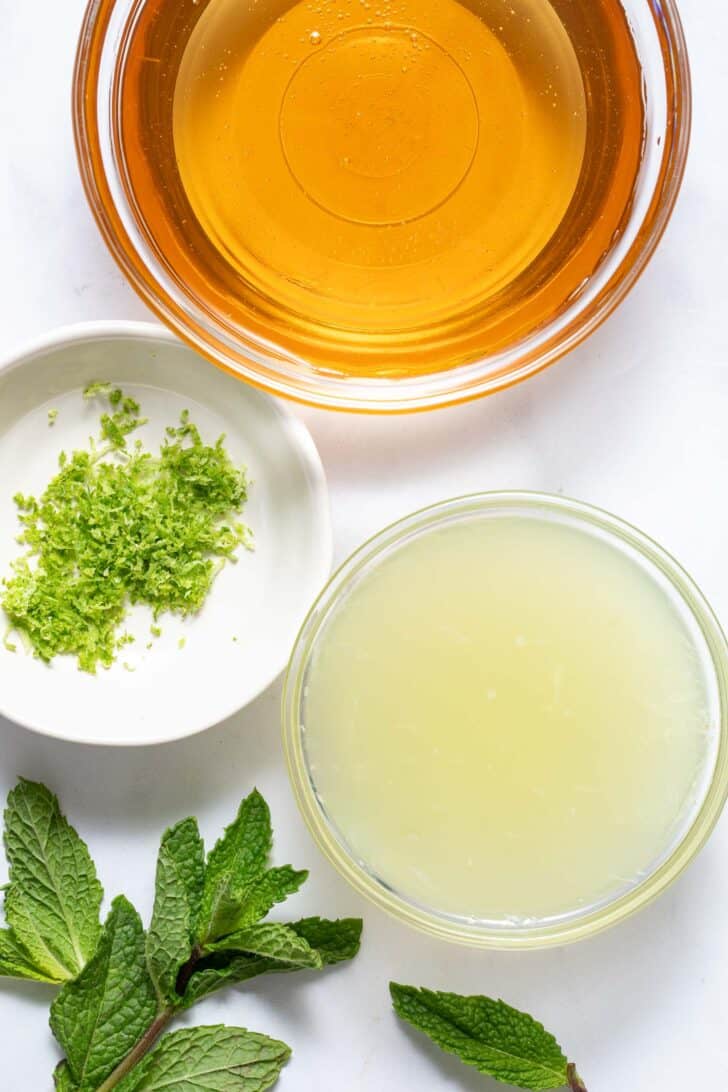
[180,954,273,1009]
[3,780,103,980]
[115,1025,290,1092]
[288,917,363,965]
[198,792,272,944]
[50,896,157,1091]
[53,1061,77,1091]
[390,984,569,1091]
[3,887,70,983]
[181,918,362,1008]
[223,867,308,933]
[207,923,322,969]
[0,926,59,983]
[147,818,205,1003]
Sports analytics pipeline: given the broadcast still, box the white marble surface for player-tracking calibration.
[1,1,727,1088]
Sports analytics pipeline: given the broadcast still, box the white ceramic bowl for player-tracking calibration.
[0,322,331,745]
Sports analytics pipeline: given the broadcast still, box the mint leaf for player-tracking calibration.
[53,1061,77,1091]
[114,1025,290,1091]
[147,818,204,1004]
[0,926,59,983]
[207,923,323,969]
[158,818,205,929]
[221,867,309,933]
[180,954,274,1009]
[3,779,102,981]
[287,917,363,965]
[50,896,157,1091]
[390,984,575,1091]
[181,918,363,1009]
[204,791,272,894]
[198,791,272,943]
[3,887,72,984]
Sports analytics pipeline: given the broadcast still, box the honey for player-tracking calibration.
[120,0,644,378]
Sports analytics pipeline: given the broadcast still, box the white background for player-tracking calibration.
[1,1,727,1088]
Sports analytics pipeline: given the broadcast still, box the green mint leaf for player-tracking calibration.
[146,818,205,1004]
[206,923,323,969]
[221,866,309,933]
[179,954,274,1010]
[50,896,157,1091]
[2,887,72,983]
[390,984,573,1091]
[287,917,363,965]
[198,791,272,943]
[181,918,363,1008]
[114,1025,290,1092]
[3,779,103,981]
[53,1061,77,1091]
[0,926,60,983]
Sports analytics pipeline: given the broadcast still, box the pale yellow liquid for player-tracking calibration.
[303,514,717,924]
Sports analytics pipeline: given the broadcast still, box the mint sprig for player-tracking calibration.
[0,780,362,1090]
[390,983,588,1091]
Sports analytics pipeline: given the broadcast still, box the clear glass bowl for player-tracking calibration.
[283,494,728,947]
[74,1,691,412]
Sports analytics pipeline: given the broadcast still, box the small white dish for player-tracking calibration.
[0,321,332,746]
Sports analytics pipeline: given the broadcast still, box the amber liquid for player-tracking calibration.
[121,0,644,378]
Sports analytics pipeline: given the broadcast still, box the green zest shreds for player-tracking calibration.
[1,383,252,673]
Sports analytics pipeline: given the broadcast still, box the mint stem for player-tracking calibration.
[176,943,203,996]
[96,1008,173,1092]
[567,1062,588,1091]
[97,946,204,1091]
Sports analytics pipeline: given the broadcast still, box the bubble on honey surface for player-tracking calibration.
[310,29,322,44]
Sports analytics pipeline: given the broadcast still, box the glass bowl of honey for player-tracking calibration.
[283,494,728,947]
[74,0,690,412]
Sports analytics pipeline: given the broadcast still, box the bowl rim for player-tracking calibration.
[282,491,728,947]
[73,0,692,413]
[0,319,333,746]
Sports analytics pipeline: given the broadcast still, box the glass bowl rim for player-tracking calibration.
[73,0,692,413]
[282,491,728,948]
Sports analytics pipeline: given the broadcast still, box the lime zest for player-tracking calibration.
[1,385,252,673]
